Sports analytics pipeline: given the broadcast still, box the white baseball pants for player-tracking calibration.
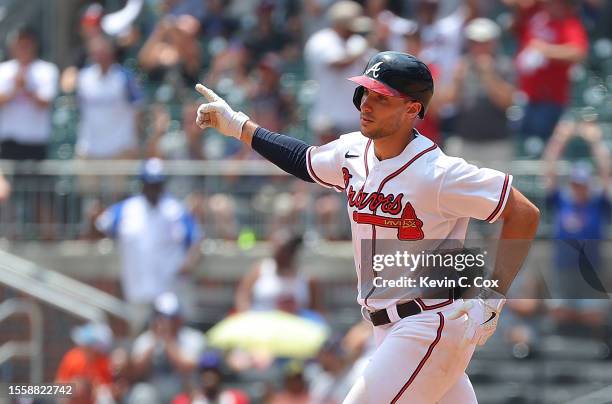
[344,300,478,404]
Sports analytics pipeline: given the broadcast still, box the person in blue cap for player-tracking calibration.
[543,118,611,345]
[95,158,202,328]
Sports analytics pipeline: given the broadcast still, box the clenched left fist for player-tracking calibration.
[195,83,250,139]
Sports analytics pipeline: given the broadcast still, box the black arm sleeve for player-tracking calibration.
[251,127,314,183]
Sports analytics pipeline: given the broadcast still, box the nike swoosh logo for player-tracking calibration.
[481,312,496,325]
[345,152,359,158]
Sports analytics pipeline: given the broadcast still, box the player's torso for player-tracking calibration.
[341,134,467,242]
[340,133,470,309]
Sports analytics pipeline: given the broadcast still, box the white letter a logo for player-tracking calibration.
[365,61,384,78]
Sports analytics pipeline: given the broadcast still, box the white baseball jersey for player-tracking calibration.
[306,131,512,311]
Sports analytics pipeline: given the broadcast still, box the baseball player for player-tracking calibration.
[194,51,540,403]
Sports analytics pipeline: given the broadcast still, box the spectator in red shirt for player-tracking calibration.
[504,0,588,150]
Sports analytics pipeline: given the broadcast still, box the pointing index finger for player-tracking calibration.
[195,83,220,102]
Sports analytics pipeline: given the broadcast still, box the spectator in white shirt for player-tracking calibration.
[76,36,142,159]
[418,0,484,126]
[95,158,202,325]
[0,27,58,160]
[420,0,484,87]
[304,0,374,143]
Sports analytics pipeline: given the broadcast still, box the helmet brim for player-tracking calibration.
[347,75,405,98]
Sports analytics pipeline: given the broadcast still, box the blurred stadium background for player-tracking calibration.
[0,0,612,403]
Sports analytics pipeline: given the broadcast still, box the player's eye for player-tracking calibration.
[374,93,387,102]
[364,89,378,99]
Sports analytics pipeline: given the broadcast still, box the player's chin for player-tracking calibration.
[360,126,379,139]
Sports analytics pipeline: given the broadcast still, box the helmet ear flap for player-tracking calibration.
[353,86,364,111]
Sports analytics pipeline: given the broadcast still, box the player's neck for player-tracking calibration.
[373,128,416,161]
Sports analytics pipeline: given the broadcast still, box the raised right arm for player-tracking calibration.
[194,84,315,183]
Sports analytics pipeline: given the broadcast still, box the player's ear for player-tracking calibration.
[405,101,421,118]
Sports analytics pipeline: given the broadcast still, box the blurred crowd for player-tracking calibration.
[0,0,611,241]
[1,0,612,402]
[50,213,612,404]
[52,233,378,404]
[2,0,610,156]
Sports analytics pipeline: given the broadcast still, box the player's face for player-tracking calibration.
[359,88,420,139]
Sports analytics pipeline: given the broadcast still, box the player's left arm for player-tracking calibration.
[493,187,540,295]
[441,159,540,345]
[437,160,540,293]
[448,187,539,346]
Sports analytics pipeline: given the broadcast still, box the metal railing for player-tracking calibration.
[0,249,133,324]
[0,159,333,240]
[0,158,581,241]
[0,298,43,384]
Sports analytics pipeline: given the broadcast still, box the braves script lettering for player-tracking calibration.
[343,168,403,215]
[342,168,424,240]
